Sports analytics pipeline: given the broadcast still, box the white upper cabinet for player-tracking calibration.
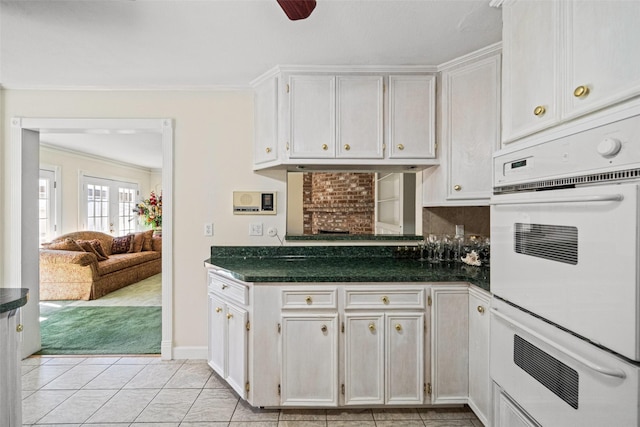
[423,45,501,206]
[388,75,436,159]
[336,76,384,159]
[251,66,438,171]
[501,0,640,145]
[289,75,336,158]
[253,74,280,165]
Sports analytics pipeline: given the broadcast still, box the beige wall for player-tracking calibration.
[422,206,490,238]
[2,89,288,353]
[40,146,157,236]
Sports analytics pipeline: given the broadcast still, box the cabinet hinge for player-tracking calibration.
[341,384,345,395]
[286,83,290,93]
[341,322,344,333]
[424,383,426,393]
[246,321,250,331]
[245,382,250,392]
[286,142,289,151]
[278,384,281,395]
[427,382,432,395]
[427,295,432,306]
[53,181,57,189]
[277,323,281,333]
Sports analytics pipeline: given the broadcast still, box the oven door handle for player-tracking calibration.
[490,308,627,379]
[491,194,624,206]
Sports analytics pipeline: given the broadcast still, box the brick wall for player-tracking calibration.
[303,172,375,234]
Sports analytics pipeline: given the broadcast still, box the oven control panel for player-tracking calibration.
[494,114,640,190]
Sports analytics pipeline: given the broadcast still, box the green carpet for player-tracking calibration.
[38,306,161,355]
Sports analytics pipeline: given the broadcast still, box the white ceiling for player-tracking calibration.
[1,0,502,168]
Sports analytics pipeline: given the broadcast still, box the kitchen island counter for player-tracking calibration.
[206,245,489,291]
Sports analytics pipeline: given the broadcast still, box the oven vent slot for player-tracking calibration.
[514,335,579,410]
[494,166,640,194]
[515,223,578,265]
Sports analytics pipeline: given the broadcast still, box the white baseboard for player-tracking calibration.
[172,345,208,360]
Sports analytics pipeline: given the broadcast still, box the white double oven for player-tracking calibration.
[490,114,640,426]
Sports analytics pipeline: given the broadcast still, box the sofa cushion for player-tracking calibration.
[111,235,133,254]
[96,251,161,276]
[129,230,153,253]
[47,238,84,252]
[142,231,154,251]
[77,239,109,261]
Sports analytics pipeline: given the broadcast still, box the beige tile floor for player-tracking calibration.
[22,356,483,427]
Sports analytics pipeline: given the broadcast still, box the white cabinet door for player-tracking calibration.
[226,303,248,398]
[289,75,336,158]
[468,288,491,426]
[208,293,248,399]
[208,293,226,377]
[344,313,385,405]
[388,75,436,159]
[502,0,560,143]
[431,286,469,404]
[0,309,21,427]
[254,75,279,165]
[564,0,640,119]
[385,313,424,405]
[423,46,500,206]
[281,314,339,406]
[336,76,384,159]
[445,53,501,202]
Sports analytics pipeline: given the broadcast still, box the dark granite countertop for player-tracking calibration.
[285,234,424,242]
[0,288,29,314]
[206,246,489,292]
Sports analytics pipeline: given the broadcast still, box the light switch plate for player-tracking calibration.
[249,223,263,236]
[204,223,213,236]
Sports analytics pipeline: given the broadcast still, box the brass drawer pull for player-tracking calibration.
[454,185,462,191]
[215,307,222,313]
[395,324,402,332]
[381,296,389,304]
[227,313,234,320]
[573,85,589,98]
[397,144,405,151]
[305,296,313,305]
[477,305,485,314]
[321,324,328,333]
[533,105,546,116]
[368,323,376,332]
[321,144,328,151]
[265,147,272,153]
[16,324,23,333]
[344,144,351,151]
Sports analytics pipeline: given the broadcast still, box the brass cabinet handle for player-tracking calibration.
[395,324,402,332]
[321,324,328,333]
[368,323,376,332]
[215,307,222,313]
[477,305,485,314]
[265,147,272,153]
[381,296,389,304]
[573,85,589,98]
[305,296,312,305]
[344,144,351,151]
[221,284,228,290]
[397,144,405,151]
[16,324,23,333]
[454,185,462,191]
[321,144,328,151]
[227,313,233,320]
[533,105,546,116]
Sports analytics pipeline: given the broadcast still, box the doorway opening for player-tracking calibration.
[9,118,173,359]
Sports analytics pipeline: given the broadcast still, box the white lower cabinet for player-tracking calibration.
[205,268,490,416]
[494,385,539,427]
[344,312,424,405]
[280,314,339,406]
[431,285,469,404]
[0,308,22,427]
[207,293,248,399]
[468,288,491,426]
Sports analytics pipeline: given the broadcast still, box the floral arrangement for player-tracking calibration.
[134,191,162,229]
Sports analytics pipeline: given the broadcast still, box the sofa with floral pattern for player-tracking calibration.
[39,230,162,300]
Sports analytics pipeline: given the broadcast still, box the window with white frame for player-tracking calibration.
[39,168,59,245]
[81,175,139,236]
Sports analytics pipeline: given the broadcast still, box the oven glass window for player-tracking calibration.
[514,335,580,409]
[514,223,578,265]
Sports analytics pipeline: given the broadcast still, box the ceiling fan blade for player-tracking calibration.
[277,0,317,21]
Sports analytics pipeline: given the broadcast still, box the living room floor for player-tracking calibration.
[22,356,483,426]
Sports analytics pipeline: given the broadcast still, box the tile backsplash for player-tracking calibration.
[422,206,490,238]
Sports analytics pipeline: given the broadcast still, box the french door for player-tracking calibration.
[81,175,139,236]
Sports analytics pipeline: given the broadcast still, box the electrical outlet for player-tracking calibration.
[204,223,213,236]
[249,223,263,236]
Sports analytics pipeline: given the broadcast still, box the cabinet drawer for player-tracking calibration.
[282,289,338,309]
[344,288,425,309]
[208,273,248,305]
